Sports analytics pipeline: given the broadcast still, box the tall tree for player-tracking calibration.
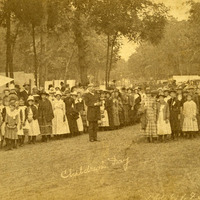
[90,0,168,88]
[12,0,44,86]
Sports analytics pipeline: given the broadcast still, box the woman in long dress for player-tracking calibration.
[182,94,198,138]
[38,91,54,142]
[52,91,70,138]
[71,91,83,134]
[111,92,120,129]
[157,94,171,142]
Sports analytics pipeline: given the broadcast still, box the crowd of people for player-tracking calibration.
[1,80,200,150]
[140,85,200,142]
[0,82,142,150]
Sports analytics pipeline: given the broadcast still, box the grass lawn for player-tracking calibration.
[1,125,200,200]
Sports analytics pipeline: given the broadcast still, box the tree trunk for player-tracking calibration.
[74,12,88,86]
[5,6,12,78]
[64,49,75,86]
[32,24,38,86]
[105,34,110,89]
[107,38,115,85]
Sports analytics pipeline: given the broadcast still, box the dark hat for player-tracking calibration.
[188,86,195,90]
[158,94,165,98]
[15,84,20,89]
[121,87,126,91]
[127,87,133,91]
[40,90,48,96]
[10,90,17,95]
[183,90,189,94]
[163,88,169,92]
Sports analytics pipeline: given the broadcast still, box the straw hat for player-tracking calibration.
[27,96,34,102]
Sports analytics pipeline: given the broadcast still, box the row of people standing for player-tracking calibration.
[141,86,200,142]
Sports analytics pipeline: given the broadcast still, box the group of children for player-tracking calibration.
[3,82,199,149]
[0,82,144,150]
[0,96,41,150]
[140,86,200,142]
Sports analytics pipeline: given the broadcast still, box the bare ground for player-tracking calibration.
[1,125,200,200]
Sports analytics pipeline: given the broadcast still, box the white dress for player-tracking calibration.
[16,107,24,136]
[182,101,198,132]
[77,113,84,132]
[99,99,109,127]
[26,107,40,136]
[157,104,171,135]
[74,98,84,132]
[52,99,70,135]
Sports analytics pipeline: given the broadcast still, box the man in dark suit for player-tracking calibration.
[84,84,101,142]
[20,82,31,104]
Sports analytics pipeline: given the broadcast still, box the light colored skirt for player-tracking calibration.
[157,119,171,135]
[182,117,198,132]
[17,124,24,136]
[99,110,109,127]
[5,126,18,140]
[77,113,83,132]
[26,119,40,136]
[53,109,70,135]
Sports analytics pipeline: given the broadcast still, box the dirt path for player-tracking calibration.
[1,125,200,200]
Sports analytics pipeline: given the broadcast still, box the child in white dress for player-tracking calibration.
[157,94,171,142]
[182,94,198,138]
[52,91,70,138]
[25,96,40,144]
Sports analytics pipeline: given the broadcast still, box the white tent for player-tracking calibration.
[0,75,14,87]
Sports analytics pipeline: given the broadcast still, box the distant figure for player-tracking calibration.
[20,82,31,104]
[60,82,66,93]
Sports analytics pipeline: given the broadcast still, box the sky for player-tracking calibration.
[119,0,200,61]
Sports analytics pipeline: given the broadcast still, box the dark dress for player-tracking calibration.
[64,97,79,135]
[121,93,130,125]
[74,98,87,128]
[38,99,54,136]
[105,97,114,129]
[168,98,181,135]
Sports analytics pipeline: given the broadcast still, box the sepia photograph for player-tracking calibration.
[1,0,200,199]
